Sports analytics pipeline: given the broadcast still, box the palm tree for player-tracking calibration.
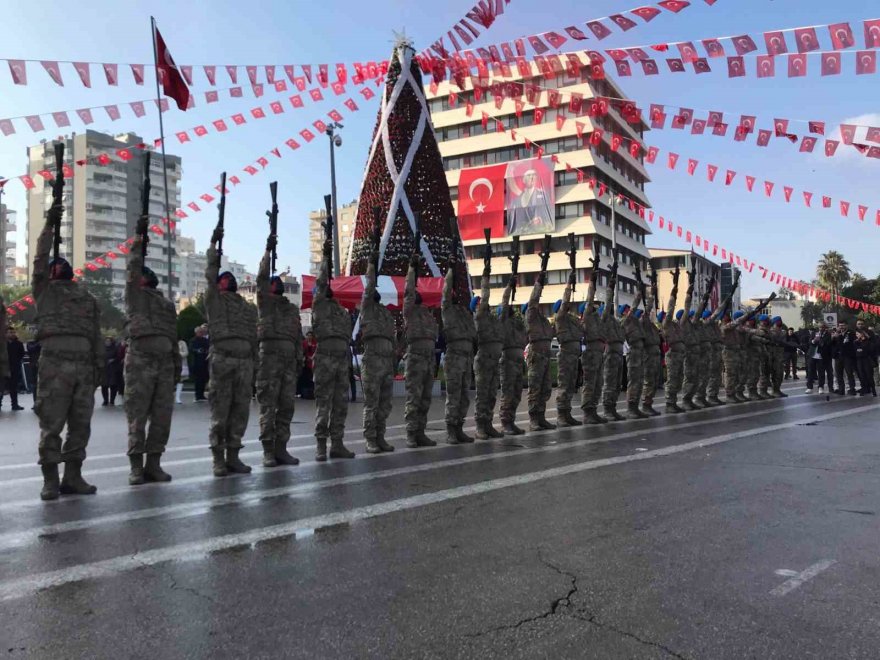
[816,251,852,304]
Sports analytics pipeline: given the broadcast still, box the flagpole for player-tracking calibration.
[151,16,174,299]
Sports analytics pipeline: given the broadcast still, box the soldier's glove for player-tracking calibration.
[136,214,149,236]
[568,271,577,286]
[539,272,547,286]
[211,227,224,245]
[410,253,420,268]
[509,274,518,288]
[266,234,277,252]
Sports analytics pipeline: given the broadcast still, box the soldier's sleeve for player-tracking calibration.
[499,279,513,321]
[361,261,377,311]
[478,267,491,317]
[631,285,643,312]
[442,265,455,311]
[257,248,271,300]
[680,288,693,327]
[32,218,54,299]
[602,278,615,320]
[315,252,330,299]
[403,263,417,318]
[126,233,145,315]
[695,289,710,320]
[205,243,220,311]
[293,307,305,372]
[92,297,104,380]
[559,281,573,318]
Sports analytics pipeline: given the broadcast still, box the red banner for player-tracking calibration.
[457,163,507,240]
[300,275,445,310]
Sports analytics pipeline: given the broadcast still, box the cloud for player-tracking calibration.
[825,113,880,165]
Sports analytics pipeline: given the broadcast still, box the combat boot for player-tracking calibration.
[406,432,420,448]
[774,388,788,398]
[734,392,748,403]
[557,410,583,427]
[273,442,300,466]
[446,424,462,445]
[627,404,648,420]
[695,396,710,408]
[418,432,437,446]
[128,454,145,486]
[485,424,504,438]
[329,439,356,459]
[144,454,172,482]
[757,389,770,399]
[365,437,383,454]
[665,401,685,414]
[502,421,525,435]
[475,424,491,440]
[262,442,279,467]
[582,408,608,425]
[456,426,475,443]
[315,439,328,462]
[225,448,252,474]
[680,398,698,411]
[375,434,395,452]
[60,461,97,495]
[529,415,543,432]
[538,416,557,430]
[640,400,661,416]
[603,407,625,422]
[212,449,229,476]
[708,396,725,406]
[40,464,60,501]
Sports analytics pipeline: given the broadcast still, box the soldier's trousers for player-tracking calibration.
[696,343,712,399]
[36,352,95,466]
[474,348,502,426]
[771,348,784,390]
[758,349,773,393]
[707,344,723,398]
[555,349,581,413]
[499,353,525,425]
[722,347,741,397]
[445,348,472,427]
[256,348,299,448]
[314,350,349,443]
[527,350,552,416]
[124,348,175,456]
[580,349,605,412]
[626,346,645,407]
[682,345,702,401]
[642,347,662,406]
[209,351,254,451]
[602,351,624,410]
[745,350,761,394]
[665,349,685,402]
[404,351,434,435]
[362,350,394,441]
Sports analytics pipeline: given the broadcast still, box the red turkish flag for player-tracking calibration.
[725,170,736,185]
[590,129,604,146]
[809,121,825,135]
[756,55,775,78]
[824,140,839,156]
[821,52,841,76]
[154,26,191,111]
[646,146,659,164]
[804,192,813,207]
[746,175,756,191]
[858,205,868,221]
[712,122,728,136]
[727,56,745,77]
[299,129,315,143]
[707,164,718,181]
[289,95,304,109]
[457,164,506,240]
[73,61,91,87]
[732,34,757,55]
[310,88,323,102]
[793,27,820,53]
[764,181,774,197]
[693,58,711,74]
[687,159,698,175]
[575,121,585,139]
[702,38,725,58]
[609,14,637,31]
[691,119,706,135]
[41,60,64,86]
[213,119,228,132]
[829,23,855,49]
[658,1,689,13]
[839,124,856,145]
[800,137,817,152]
[615,61,632,77]
[856,51,877,75]
[642,59,659,75]
[866,19,880,48]
[822,196,832,208]
[788,54,807,77]
[629,141,641,158]
[783,186,793,202]
[586,21,612,40]
[764,31,788,55]
[632,6,661,21]
[667,58,685,73]
[131,64,145,85]
[840,201,850,216]
[611,134,622,152]
[53,111,71,127]
[231,113,246,125]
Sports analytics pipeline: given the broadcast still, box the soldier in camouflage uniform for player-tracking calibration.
[554,270,583,427]
[703,274,740,406]
[526,270,555,431]
[360,256,396,453]
[498,277,526,435]
[640,280,663,416]
[580,260,607,424]
[0,297,7,392]
[32,211,103,500]
[205,222,258,476]
[621,267,647,420]
[662,266,685,413]
[691,281,714,408]
[256,233,304,468]
[721,309,748,403]
[124,216,180,485]
[602,265,626,422]
[474,260,504,439]
[768,317,788,398]
[442,252,477,444]
[403,253,438,448]
[313,237,355,460]
[756,315,774,398]
[743,316,768,400]
[680,267,701,410]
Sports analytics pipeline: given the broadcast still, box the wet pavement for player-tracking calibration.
[1,381,879,658]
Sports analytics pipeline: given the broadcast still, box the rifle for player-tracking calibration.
[217,172,227,258]
[448,215,461,263]
[636,262,646,303]
[508,235,520,300]
[323,194,334,280]
[649,265,659,310]
[51,141,65,263]
[266,181,278,275]
[412,211,422,279]
[565,232,576,291]
[483,228,492,272]
[372,205,382,273]
[140,151,152,258]
[539,234,552,273]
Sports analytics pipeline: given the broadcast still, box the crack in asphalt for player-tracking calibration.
[567,610,689,659]
[133,556,217,605]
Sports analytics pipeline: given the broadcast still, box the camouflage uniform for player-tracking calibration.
[498,279,527,434]
[768,324,787,396]
[641,293,663,415]
[602,280,626,420]
[555,275,583,426]
[360,261,397,453]
[680,288,701,409]
[205,242,258,474]
[705,314,724,404]
[662,285,685,412]
[32,218,102,500]
[742,323,765,399]
[720,317,744,402]
[526,278,554,430]
[691,294,712,407]
[442,263,476,443]
[124,232,180,484]
[580,276,607,423]
[474,267,504,438]
[403,261,438,447]
[621,289,646,419]
[313,253,354,459]
[756,323,774,397]
[256,248,304,467]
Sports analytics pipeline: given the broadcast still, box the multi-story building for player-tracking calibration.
[0,203,16,285]
[427,55,652,311]
[308,200,358,276]
[25,130,182,302]
[719,262,743,312]
[175,233,255,303]
[649,248,721,313]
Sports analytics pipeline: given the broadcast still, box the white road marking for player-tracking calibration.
[0,396,829,548]
[0,403,872,602]
[770,560,838,596]
[0,391,811,486]
[0,383,804,471]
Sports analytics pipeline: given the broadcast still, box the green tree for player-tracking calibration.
[776,286,795,301]
[0,284,31,304]
[816,251,852,305]
[800,301,823,327]
[82,271,126,331]
[177,304,205,342]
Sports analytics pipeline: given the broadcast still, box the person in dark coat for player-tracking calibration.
[831,321,857,395]
[3,327,25,411]
[190,324,210,402]
[101,336,121,406]
[855,320,877,396]
[783,327,800,379]
[806,324,833,393]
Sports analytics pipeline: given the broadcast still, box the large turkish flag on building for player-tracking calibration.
[457,163,506,240]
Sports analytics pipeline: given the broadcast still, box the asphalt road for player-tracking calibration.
[1,381,879,659]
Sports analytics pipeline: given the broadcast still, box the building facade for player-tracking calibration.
[308,200,358,276]
[719,262,743,312]
[176,233,254,303]
[25,130,182,302]
[0,203,16,285]
[649,248,721,313]
[427,55,652,311]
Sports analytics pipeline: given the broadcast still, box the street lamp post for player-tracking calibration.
[326,123,343,276]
